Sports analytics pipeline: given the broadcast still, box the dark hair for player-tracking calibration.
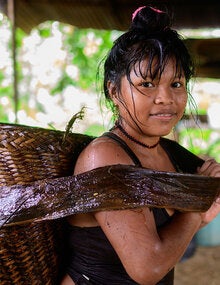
[102,6,195,115]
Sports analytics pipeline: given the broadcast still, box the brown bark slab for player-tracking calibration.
[1,164,220,227]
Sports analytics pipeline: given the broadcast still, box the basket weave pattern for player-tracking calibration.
[0,123,92,284]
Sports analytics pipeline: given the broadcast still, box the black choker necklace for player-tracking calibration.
[117,124,160,149]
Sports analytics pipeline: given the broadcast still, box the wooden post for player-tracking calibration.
[7,0,18,123]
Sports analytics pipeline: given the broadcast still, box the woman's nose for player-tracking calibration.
[154,88,174,104]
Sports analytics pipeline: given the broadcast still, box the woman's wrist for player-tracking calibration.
[174,211,202,231]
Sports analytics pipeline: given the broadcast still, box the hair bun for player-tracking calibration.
[130,6,171,33]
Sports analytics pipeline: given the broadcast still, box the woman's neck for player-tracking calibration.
[116,123,160,149]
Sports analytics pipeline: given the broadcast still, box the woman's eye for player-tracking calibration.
[141,81,154,88]
[172,82,182,88]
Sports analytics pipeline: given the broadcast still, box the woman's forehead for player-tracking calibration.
[131,57,184,79]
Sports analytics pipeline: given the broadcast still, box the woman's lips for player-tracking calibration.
[150,112,177,120]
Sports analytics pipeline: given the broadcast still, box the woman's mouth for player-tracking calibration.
[150,112,177,120]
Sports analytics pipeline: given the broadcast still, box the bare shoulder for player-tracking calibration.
[74,135,134,174]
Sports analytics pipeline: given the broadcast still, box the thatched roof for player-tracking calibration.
[0,0,220,78]
[0,0,220,32]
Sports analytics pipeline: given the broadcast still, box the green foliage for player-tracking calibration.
[0,104,8,122]
[51,72,76,95]
[179,128,220,162]
[38,26,52,38]
[15,28,26,48]
[63,27,117,91]
[0,16,119,126]
[84,124,105,136]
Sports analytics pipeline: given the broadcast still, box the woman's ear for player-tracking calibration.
[107,81,118,103]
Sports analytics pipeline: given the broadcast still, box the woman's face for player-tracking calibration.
[114,58,188,137]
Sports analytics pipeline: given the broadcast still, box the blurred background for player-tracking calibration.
[0,0,219,162]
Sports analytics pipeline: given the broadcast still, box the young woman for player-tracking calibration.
[61,6,220,285]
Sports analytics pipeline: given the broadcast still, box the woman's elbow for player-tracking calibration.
[125,246,169,285]
[126,264,167,285]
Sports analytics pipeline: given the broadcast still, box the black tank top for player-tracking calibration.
[66,133,204,285]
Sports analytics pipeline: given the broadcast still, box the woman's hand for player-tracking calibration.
[197,158,220,177]
[197,158,220,228]
[198,197,220,228]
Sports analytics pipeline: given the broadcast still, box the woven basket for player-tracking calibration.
[0,123,93,285]
[1,123,220,284]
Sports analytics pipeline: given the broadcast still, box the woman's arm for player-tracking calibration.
[74,140,220,285]
[95,207,201,285]
[197,158,220,228]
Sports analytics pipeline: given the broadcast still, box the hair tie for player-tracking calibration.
[132,6,146,21]
[150,7,164,14]
[132,6,164,21]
